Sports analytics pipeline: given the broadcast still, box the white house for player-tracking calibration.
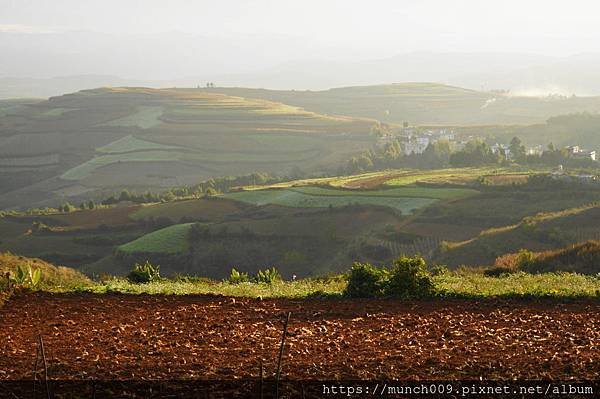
[567,145,596,161]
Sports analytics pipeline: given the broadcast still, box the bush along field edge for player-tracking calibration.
[1,253,599,301]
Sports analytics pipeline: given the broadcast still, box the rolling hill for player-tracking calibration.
[0,87,373,210]
[211,83,600,125]
[5,83,600,211]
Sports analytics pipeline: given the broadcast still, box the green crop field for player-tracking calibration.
[117,223,194,254]
[221,188,437,213]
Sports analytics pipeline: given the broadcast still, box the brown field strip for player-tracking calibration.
[0,292,598,381]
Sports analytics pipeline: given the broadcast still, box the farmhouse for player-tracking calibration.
[566,145,596,161]
[403,137,430,155]
[527,145,544,156]
[491,143,511,159]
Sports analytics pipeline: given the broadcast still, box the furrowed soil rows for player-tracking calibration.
[0,293,598,381]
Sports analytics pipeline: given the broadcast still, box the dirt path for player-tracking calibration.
[0,292,598,381]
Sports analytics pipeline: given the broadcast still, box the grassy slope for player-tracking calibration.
[118,223,194,254]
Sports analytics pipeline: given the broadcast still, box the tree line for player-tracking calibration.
[344,134,596,175]
[98,172,281,206]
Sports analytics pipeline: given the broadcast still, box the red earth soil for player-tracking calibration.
[0,292,598,383]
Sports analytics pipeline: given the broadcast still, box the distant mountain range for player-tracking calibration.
[3,30,600,98]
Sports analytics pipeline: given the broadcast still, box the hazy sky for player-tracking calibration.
[3,0,600,94]
[2,0,600,57]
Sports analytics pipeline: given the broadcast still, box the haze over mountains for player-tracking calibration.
[3,30,600,98]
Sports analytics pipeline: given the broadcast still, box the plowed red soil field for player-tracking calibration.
[0,292,598,382]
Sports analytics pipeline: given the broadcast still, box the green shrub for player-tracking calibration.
[484,266,515,277]
[13,264,28,285]
[344,262,389,298]
[385,256,435,298]
[254,267,281,284]
[9,264,42,289]
[30,267,41,287]
[228,268,250,284]
[127,261,161,284]
[515,249,537,270]
[428,264,449,276]
[345,256,436,298]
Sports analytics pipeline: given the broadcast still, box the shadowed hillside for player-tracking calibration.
[435,204,600,267]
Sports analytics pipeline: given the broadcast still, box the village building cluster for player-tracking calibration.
[377,128,468,155]
[376,125,598,162]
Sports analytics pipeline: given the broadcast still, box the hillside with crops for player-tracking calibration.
[213,82,600,125]
[0,87,373,210]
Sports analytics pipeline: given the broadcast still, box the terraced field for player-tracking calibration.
[214,82,600,125]
[382,167,533,187]
[251,167,539,192]
[0,87,372,209]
